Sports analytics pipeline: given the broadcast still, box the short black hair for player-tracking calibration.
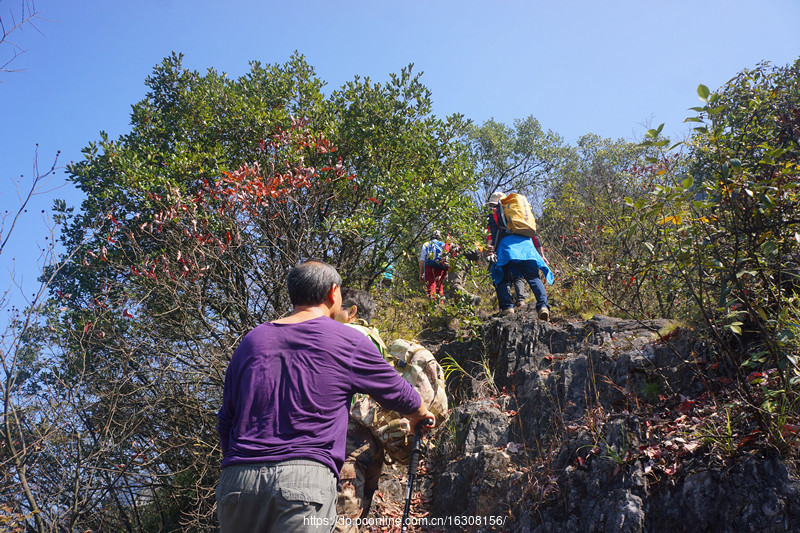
[340,288,376,322]
[287,260,342,307]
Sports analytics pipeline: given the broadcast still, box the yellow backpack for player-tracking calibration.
[499,193,537,237]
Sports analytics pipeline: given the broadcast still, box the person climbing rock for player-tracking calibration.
[418,230,451,299]
[333,288,389,532]
[485,191,554,320]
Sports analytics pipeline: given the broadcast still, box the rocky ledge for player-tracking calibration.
[371,311,800,532]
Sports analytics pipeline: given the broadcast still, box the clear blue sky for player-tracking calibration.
[2,0,799,299]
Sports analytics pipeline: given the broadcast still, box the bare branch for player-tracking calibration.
[0,146,61,257]
[0,0,42,78]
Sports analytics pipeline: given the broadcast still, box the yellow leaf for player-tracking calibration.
[659,216,682,225]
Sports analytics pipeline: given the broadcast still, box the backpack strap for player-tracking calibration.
[490,207,508,247]
[497,204,508,229]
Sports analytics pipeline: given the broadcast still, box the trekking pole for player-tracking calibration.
[401,417,434,533]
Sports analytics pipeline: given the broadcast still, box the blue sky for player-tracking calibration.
[2,0,799,299]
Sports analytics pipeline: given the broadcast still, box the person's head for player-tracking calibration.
[336,288,376,324]
[432,230,443,240]
[287,260,342,311]
[486,191,505,206]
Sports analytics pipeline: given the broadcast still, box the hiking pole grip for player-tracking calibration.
[401,417,434,533]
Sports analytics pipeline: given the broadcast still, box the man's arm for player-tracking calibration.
[350,334,427,419]
[217,368,236,456]
[532,234,548,265]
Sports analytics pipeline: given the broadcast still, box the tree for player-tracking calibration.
[0,151,94,533]
[31,53,478,530]
[630,58,800,447]
[540,134,683,317]
[467,115,568,207]
[327,65,479,287]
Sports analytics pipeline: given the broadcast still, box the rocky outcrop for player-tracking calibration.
[420,311,800,533]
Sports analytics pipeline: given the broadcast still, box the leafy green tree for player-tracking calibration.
[540,134,680,317]
[325,65,478,286]
[34,53,478,530]
[631,58,800,446]
[467,115,567,206]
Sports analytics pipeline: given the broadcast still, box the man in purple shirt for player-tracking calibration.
[217,260,433,532]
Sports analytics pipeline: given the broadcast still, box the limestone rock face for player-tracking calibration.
[420,313,800,533]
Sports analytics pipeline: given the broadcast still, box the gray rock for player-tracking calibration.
[421,314,800,532]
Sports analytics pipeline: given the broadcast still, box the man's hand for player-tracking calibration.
[405,405,435,434]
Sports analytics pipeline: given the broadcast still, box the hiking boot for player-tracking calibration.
[501,307,515,317]
[538,306,550,321]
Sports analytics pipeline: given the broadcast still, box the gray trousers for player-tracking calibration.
[217,459,338,532]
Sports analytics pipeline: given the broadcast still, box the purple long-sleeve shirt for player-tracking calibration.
[217,316,421,477]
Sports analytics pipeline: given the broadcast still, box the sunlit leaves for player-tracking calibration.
[627,58,800,420]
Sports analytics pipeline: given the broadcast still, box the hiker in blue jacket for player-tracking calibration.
[486,191,554,320]
[418,230,450,299]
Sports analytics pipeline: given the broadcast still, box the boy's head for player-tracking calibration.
[337,288,376,324]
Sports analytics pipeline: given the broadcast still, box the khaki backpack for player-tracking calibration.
[499,193,537,237]
[349,339,448,464]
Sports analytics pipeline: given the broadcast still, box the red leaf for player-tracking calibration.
[639,445,663,460]
[781,423,800,438]
[746,371,765,383]
[367,197,380,204]
[677,400,696,414]
[738,433,759,448]
[83,322,93,335]
[717,377,733,385]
